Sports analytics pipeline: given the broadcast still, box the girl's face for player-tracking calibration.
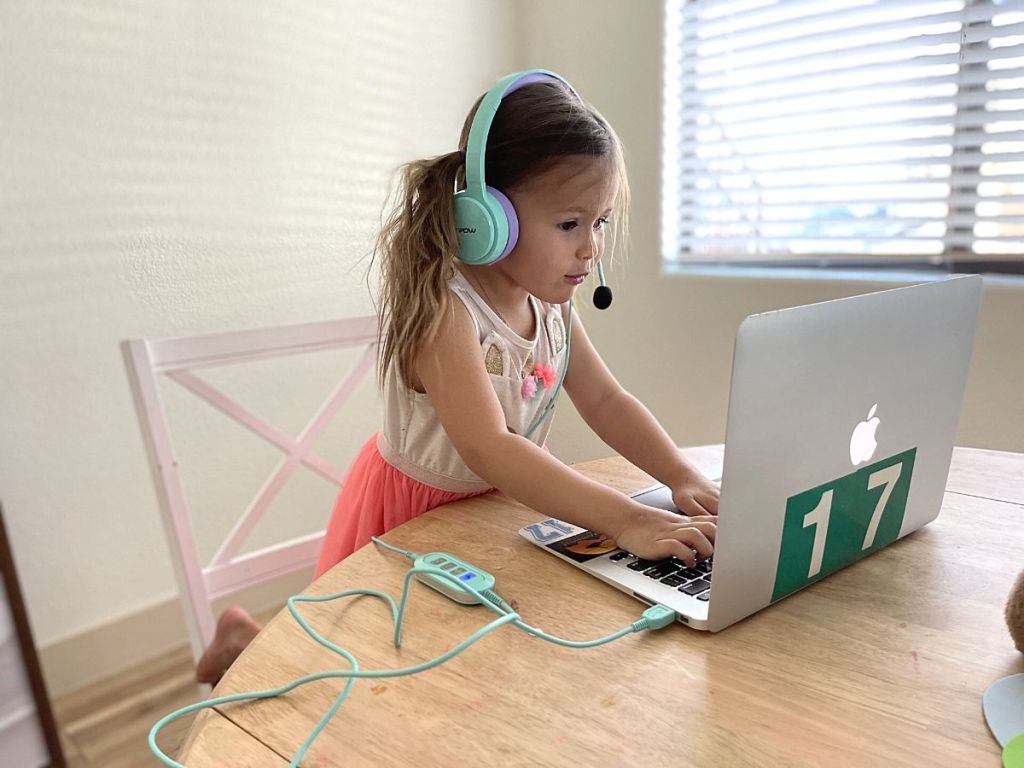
[496,156,619,306]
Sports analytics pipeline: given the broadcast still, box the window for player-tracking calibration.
[664,0,1024,275]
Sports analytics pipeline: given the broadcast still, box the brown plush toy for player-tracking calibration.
[1009,569,1024,653]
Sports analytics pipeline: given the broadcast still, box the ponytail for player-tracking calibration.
[375,150,465,388]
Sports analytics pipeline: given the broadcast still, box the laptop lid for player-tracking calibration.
[706,275,982,631]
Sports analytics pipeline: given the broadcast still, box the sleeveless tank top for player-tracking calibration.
[377,271,570,493]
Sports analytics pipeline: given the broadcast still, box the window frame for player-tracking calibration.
[662,0,1024,279]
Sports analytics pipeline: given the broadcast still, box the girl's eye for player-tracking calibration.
[559,218,609,232]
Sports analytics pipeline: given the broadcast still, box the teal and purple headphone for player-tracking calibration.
[453,69,612,310]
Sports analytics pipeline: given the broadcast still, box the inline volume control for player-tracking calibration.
[412,552,496,605]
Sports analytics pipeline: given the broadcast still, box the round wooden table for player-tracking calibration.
[178,446,1021,767]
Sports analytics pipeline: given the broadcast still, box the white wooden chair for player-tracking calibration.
[122,317,379,668]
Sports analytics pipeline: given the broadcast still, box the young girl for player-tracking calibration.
[196,70,719,685]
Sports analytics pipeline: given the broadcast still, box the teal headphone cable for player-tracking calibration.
[369,535,419,562]
[480,589,678,640]
[148,536,678,766]
[148,575,518,767]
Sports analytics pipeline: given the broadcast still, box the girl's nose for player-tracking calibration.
[577,231,599,260]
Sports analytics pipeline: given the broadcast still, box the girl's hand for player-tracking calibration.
[672,473,720,517]
[613,503,716,567]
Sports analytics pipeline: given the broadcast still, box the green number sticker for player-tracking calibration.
[772,448,917,603]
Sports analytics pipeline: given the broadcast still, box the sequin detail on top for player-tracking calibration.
[484,343,504,375]
[481,331,511,377]
[549,311,566,354]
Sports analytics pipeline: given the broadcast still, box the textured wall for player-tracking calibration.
[0,0,518,648]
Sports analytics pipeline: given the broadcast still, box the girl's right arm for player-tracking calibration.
[415,301,714,565]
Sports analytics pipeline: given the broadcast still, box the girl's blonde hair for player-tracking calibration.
[373,79,631,388]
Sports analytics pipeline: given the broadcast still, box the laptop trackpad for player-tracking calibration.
[631,485,679,513]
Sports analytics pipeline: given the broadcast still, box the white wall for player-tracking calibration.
[1,0,519,693]
[524,0,1024,465]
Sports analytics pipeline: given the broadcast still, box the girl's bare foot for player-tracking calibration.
[195,606,261,685]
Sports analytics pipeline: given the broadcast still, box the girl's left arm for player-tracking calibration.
[562,307,720,516]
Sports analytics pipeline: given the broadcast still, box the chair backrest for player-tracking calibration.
[122,316,379,667]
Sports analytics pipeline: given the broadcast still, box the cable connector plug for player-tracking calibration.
[631,604,678,632]
[481,589,515,614]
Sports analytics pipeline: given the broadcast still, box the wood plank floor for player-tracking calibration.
[52,606,280,767]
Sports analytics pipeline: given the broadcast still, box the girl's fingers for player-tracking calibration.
[679,514,717,525]
[669,527,713,561]
[697,491,720,515]
[678,520,716,544]
[675,495,705,516]
[678,491,720,517]
[658,539,701,567]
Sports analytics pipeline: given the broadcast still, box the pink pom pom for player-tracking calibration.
[521,375,537,400]
[543,364,557,388]
[533,363,557,389]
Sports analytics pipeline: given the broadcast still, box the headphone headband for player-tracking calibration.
[463,69,577,196]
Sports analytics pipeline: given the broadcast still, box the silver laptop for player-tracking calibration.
[519,276,983,631]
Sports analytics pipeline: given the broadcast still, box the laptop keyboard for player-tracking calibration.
[609,552,713,601]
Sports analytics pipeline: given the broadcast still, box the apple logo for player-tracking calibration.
[850,404,880,466]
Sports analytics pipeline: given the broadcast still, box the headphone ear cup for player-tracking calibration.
[454,188,514,265]
[454,190,497,265]
[487,186,519,263]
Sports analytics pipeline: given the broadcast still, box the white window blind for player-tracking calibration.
[665,0,1024,273]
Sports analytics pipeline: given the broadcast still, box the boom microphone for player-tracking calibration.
[593,262,613,310]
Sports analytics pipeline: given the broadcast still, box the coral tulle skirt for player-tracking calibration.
[314,434,488,579]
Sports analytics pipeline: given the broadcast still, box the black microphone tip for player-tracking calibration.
[593,285,613,310]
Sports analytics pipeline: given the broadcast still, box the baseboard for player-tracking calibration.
[39,569,314,698]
